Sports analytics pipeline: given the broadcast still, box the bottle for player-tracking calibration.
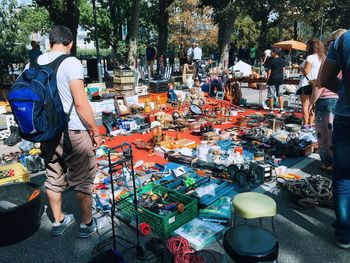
[144,100,151,114]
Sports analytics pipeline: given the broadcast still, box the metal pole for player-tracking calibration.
[92,0,102,82]
[320,15,324,40]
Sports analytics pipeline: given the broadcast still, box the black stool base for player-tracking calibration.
[223,225,279,263]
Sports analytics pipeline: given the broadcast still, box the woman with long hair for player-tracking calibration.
[309,29,346,172]
[297,38,326,131]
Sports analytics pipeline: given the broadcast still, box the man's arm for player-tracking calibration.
[69,79,102,149]
[319,59,341,93]
[266,69,271,82]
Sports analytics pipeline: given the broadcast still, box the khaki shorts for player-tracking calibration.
[42,130,96,195]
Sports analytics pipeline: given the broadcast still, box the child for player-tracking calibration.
[158,54,165,75]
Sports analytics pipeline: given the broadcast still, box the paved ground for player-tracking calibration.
[2,87,348,263]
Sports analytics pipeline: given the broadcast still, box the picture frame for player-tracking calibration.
[216,91,225,100]
[115,96,130,115]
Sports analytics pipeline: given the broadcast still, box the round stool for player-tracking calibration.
[223,225,279,263]
[232,192,277,235]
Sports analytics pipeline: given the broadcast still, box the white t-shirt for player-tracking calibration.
[299,53,322,87]
[187,47,193,58]
[26,51,86,130]
[193,47,202,60]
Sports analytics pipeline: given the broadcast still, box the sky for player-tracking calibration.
[18,0,32,5]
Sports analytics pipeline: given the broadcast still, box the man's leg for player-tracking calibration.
[269,98,274,110]
[278,96,284,110]
[76,191,92,225]
[46,189,64,223]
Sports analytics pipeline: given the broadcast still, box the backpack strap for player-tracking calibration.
[336,35,350,106]
[43,54,74,117]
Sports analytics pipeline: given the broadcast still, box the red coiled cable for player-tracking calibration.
[166,236,206,263]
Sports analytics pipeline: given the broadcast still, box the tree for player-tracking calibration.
[237,0,284,53]
[35,0,80,55]
[0,0,50,81]
[80,0,133,60]
[201,0,236,68]
[168,0,218,55]
[156,0,175,62]
[126,0,141,67]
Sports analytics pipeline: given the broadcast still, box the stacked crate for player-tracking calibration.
[113,69,135,96]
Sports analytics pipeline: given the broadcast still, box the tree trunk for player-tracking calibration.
[293,21,298,40]
[279,24,284,41]
[218,20,235,70]
[127,0,141,67]
[258,20,268,55]
[311,21,319,38]
[156,0,170,73]
[217,1,236,70]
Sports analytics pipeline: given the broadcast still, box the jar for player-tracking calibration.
[254,151,264,161]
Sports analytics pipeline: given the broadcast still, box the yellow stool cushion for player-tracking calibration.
[233,192,277,219]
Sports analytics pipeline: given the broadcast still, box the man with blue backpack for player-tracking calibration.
[9,26,102,238]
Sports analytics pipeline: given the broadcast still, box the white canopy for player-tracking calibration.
[230,60,252,77]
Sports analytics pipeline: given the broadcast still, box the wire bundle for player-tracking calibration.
[166,236,206,263]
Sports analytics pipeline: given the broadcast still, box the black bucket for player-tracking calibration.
[0,182,42,246]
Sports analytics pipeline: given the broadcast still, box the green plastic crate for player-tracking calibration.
[120,184,198,239]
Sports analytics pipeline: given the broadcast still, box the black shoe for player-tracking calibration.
[4,126,22,146]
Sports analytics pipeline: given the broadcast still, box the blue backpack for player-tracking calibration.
[8,54,72,142]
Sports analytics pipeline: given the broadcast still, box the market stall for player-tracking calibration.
[0,67,322,261]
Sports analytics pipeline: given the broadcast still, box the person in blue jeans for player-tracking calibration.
[320,29,350,249]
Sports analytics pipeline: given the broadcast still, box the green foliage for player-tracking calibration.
[231,15,259,48]
[0,0,50,75]
[77,48,113,59]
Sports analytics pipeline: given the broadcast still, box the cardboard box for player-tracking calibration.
[114,69,134,77]
[90,99,116,116]
[0,163,29,185]
[86,82,107,93]
[113,76,135,84]
[114,83,135,91]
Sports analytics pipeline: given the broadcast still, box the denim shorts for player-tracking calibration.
[267,85,285,98]
[315,98,337,124]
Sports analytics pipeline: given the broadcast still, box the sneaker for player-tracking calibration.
[301,125,310,132]
[336,240,350,249]
[262,101,269,110]
[51,214,75,236]
[78,218,97,238]
[280,108,286,114]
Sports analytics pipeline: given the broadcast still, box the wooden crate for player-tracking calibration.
[113,76,135,84]
[0,163,30,185]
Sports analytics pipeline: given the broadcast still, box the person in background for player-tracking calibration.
[146,42,157,78]
[167,46,175,72]
[266,47,285,113]
[187,43,195,64]
[192,43,202,64]
[250,46,257,65]
[297,38,325,131]
[158,54,165,76]
[320,28,350,250]
[262,49,272,69]
[28,40,42,65]
[309,29,346,172]
[34,26,102,238]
